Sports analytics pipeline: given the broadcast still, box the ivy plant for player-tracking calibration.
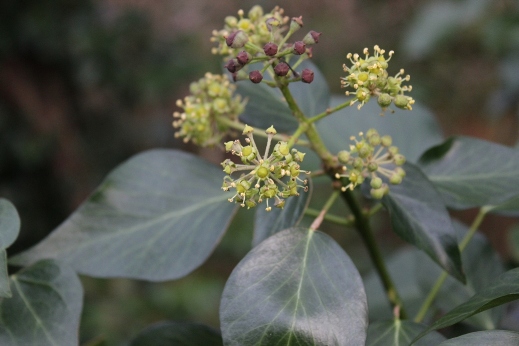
[3,5,519,345]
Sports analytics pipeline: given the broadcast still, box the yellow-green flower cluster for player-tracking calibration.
[341,45,415,111]
[335,129,406,199]
[221,125,308,211]
[210,6,288,58]
[172,73,245,147]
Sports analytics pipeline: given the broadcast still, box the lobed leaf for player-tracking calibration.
[419,136,519,209]
[220,227,367,346]
[11,150,237,281]
[412,267,519,344]
[381,163,464,282]
[0,260,83,346]
[366,320,445,346]
[130,321,223,346]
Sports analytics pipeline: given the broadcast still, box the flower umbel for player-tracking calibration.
[341,45,415,112]
[172,73,246,147]
[335,129,406,199]
[222,125,309,211]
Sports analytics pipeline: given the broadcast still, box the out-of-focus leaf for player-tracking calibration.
[438,330,519,346]
[0,260,83,346]
[253,179,312,247]
[130,321,222,346]
[402,0,491,60]
[0,199,20,249]
[419,137,519,209]
[413,268,519,344]
[381,163,464,282]
[0,199,20,298]
[366,320,445,346]
[220,228,367,346]
[11,150,237,281]
[417,221,506,329]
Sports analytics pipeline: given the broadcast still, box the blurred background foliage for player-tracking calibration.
[0,0,518,344]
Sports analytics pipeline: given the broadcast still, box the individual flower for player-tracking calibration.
[335,129,406,199]
[172,73,246,146]
[221,125,309,211]
[341,45,415,111]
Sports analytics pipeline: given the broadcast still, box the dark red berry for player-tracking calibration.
[263,42,278,56]
[225,59,241,73]
[236,51,251,65]
[274,62,290,77]
[249,70,263,84]
[301,69,314,83]
[293,41,306,55]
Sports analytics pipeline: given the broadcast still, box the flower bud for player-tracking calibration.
[394,154,406,166]
[290,16,304,33]
[236,51,251,65]
[248,5,263,21]
[225,30,248,48]
[394,95,411,109]
[338,150,350,163]
[301,69,314,83]
[224,59,241,73]
[370,177,383,189]
[274,62,290,76]
[389,173,402,185]
[377,93,392,108]
[249,70,263,84]
[370,187,386,199]
[381,135,392,147]
[303,30,321,45]
[293,41,306,55]
[263,42,278,56]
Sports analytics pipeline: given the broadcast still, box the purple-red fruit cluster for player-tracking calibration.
[274,62,290,77]
[293,41,306,55]
[263,42,278,56]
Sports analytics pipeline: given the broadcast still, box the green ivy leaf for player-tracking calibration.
[0,199,20,298]
[252,180,312,247]
[417,220,506,329]
[237,60,330,132]
[438,330,519,346]
[419,136,519,209]
[366,320,445,346]
[220,227,367,346]
[11,150,237,281]
[0,198,20,249]
[129,321,223,346]
[0,260,83,346]
[412,267,519,344]
[381,163,464,282]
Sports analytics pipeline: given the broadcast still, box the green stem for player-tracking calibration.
[413,207,490,323]
[305,208,353,226]
[342,188,408,319]
[309,190,341,231]
[276,81,335,168]
[308,100,353,124]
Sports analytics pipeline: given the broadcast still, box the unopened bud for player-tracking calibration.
[338,150,350,163]
[225,59,241,73]
[249,70,263,84]
[394,95,411,109]
[236,51,251,65]
[226,30,248,48]
[263,42,278,56]
[301,69,314,83]
[303,30,321,45]
[290,16,304,32]
[293,41,306,55]
[274,62,290,76]
[377,93,392,108]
